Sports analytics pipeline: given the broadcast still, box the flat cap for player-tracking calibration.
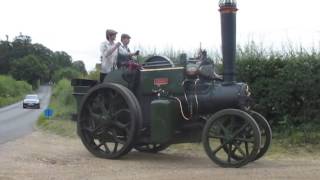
[121,33,131,39]
[106,29,117,36]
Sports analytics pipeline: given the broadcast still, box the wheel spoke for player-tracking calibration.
[217,121,229,134]
[212,141,227,154]
[226,116,236,129]
[87,105,98,118]
[231,122,250,138]
[109,90,118,100]
[82,122,106,134]
[113,108,130,118]
[233,143,246,157]
[110,128,126,144]
[104,143,111,153]
[113,121,129,130]
[113,143,119,153]
[233,137,254,143]
[227,143,232,163]
[82,127,100,137]
[95,142,104,149]
[96,94,108,114]
[108,91,122,107]
[245,142,249,156]
[87,106,102,124]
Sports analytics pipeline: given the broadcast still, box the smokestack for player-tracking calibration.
[219,0,237,84]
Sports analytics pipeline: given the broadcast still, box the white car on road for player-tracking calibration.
[23,94,40,109]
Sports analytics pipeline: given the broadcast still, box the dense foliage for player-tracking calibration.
[0,33,87,88]
[50,79,76,119]
[235,44,320,141]
[0,75,32,107]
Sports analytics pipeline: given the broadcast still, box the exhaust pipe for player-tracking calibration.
[219,0,238,84]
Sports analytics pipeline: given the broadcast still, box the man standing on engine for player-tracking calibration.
[100,29,121,82]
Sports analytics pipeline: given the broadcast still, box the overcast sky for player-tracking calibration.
[1,0,320,71]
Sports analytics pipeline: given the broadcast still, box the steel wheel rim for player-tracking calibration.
[223,111,272,161]
[203,109,261,168]
[77,84,138,159]
[249,111,272,161]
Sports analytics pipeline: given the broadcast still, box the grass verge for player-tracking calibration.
[37,115,77,138]
[36,79,77,138]
[0,75,32,107]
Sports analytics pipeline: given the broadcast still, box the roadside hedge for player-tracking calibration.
[0,75,32,107]
[236,45,320,135]
[37,78,77,137]
[49,78,76,119]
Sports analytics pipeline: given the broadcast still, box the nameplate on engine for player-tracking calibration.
[154,78,169,86]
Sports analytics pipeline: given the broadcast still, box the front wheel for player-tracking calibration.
[248,110,272,161]
[202,109,261,168]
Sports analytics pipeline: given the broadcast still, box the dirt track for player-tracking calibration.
[1,131,320,180]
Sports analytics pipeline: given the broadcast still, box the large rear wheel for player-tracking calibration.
[77,83,142,159]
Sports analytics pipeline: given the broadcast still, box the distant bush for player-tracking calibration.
[49,78,76,119]
[87,69,100,80]
[52,67,82,83]
[0,75,32,107]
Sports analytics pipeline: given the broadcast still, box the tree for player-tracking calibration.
[31,43,54,81]
[52,51,72,68]
[11,33,33,60]
[52,67,82,82]
[9,55,49,88]
[72,60,87,75]
[0,40,12,74]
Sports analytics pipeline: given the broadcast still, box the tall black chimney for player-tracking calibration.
[219,0,237,84]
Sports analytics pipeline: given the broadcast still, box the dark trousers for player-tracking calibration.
[100,73,107,82]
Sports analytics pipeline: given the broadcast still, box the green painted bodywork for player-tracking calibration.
[151,98,179,143]
[104,69,129,88]
[139,67,184,95]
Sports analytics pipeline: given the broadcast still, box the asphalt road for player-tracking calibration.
[0,85,51,144]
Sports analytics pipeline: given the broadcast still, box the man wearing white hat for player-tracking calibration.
[100,29,121,82]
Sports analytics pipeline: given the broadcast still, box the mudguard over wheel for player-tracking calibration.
[202,109,261,168]
[77,83,142,159]
[142,55,174,69]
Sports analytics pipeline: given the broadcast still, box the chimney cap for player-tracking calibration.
[219,0,237,7]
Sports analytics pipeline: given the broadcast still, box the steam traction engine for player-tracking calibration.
[72,0,271,168]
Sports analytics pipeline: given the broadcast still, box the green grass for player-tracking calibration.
[37,115,77,138]
[0,75,32,107]
[37,78,77,137]
[0,96,24,107]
